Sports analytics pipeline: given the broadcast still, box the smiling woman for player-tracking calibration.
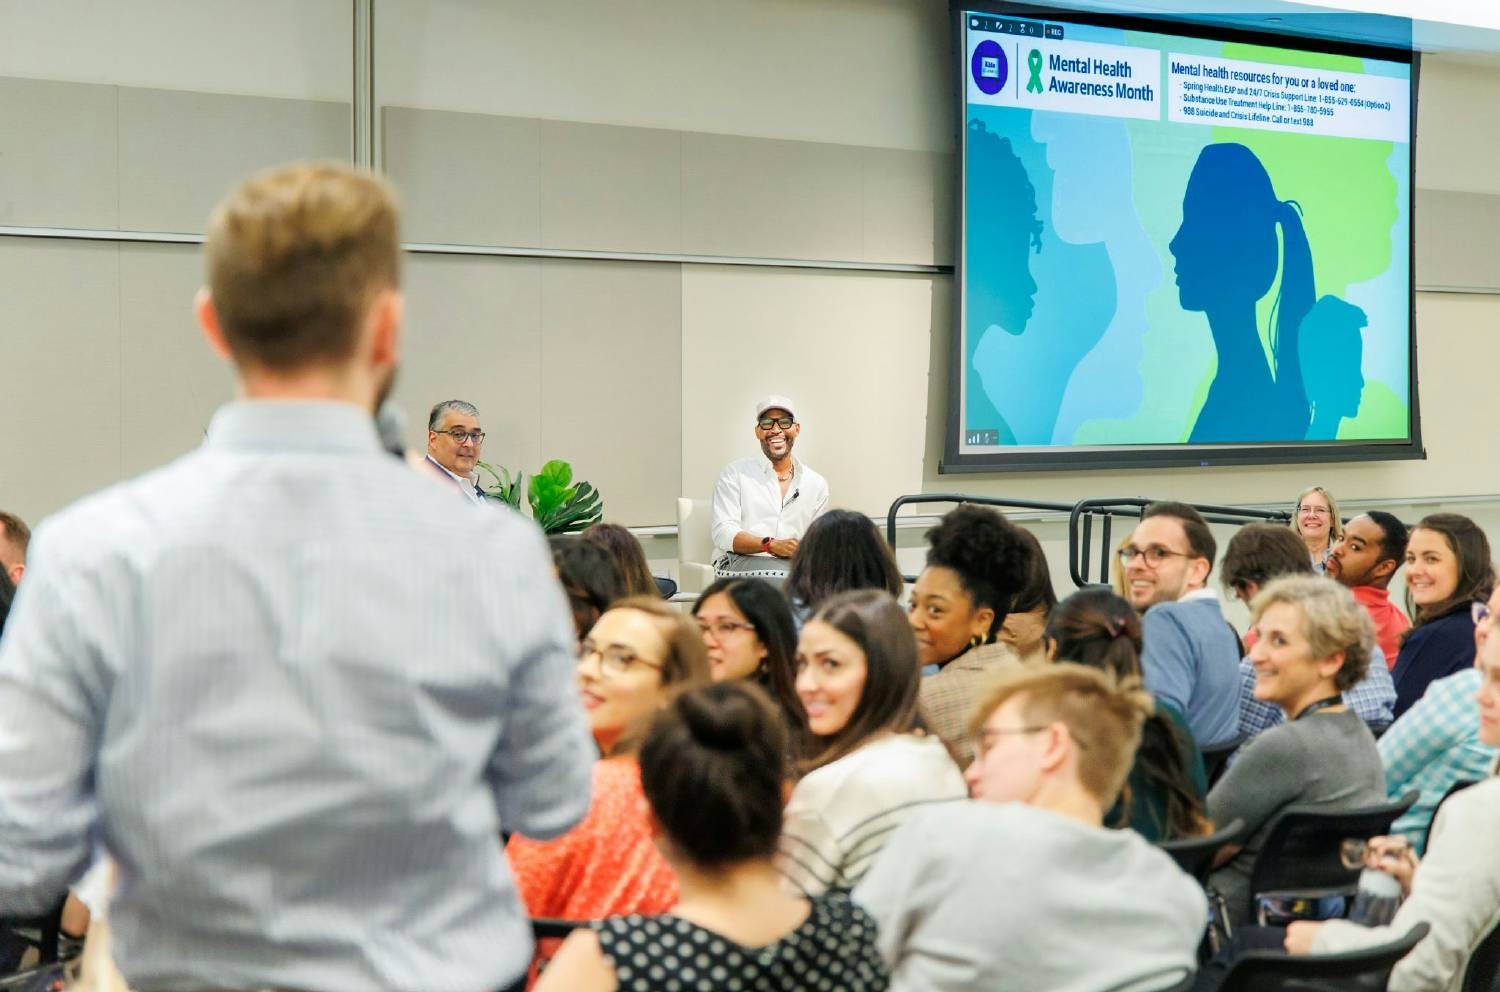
[1290,485,1344,574]
[776,590,967,897]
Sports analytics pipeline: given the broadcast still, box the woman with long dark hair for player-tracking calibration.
[582,522,659,599]
[1392,513,1495,718]
[783,509,903,622]
[691,577,808,759]
[1044,587,1209,841]
[777,591,965,896]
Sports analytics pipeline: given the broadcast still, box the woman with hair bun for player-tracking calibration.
[536,682,889,992]
[908,505,1035,764]
[1044,587,1209,841]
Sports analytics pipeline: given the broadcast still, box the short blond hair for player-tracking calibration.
[1250,575,1372,691]
[204,162,401,370]
[969,663,1154,805]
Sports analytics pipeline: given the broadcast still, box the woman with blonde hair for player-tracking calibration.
[1291,485,1344,573]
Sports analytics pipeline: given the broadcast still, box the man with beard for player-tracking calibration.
[710,395,829,580]
[0,163,593,992]
[1326,510,1411,666]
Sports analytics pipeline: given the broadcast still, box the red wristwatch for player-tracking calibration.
[761,536,773,553]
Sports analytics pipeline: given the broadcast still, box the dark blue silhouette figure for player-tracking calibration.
[965,119,1043,442]
[1171,143,1315,443]
[1299,295,1368,440]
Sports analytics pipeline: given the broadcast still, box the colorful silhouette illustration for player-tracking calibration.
[1171,143,1315,443]
[1299,295,1368,441]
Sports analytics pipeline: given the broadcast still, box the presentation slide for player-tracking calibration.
[953,6,1415,470]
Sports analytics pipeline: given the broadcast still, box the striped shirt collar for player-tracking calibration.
[204,400,384,455]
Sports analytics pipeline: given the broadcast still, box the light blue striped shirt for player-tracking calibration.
[0,400,595,992]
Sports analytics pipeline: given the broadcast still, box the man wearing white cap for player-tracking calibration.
[710,395,830,579]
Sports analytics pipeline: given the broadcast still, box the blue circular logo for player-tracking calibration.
[971,40,1007,95]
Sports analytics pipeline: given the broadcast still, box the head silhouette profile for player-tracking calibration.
[968,119,1043,336]
[1172,143,1316,443]
[1299,295,1368,440]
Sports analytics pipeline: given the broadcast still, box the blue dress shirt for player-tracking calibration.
[0,400,594,992]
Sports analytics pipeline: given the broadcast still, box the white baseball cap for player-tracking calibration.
[754,394,797,421]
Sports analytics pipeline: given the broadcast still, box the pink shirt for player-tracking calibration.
[1353,585,1411,668]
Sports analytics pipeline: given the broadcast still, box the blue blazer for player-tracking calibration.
[1392,606,1476,719]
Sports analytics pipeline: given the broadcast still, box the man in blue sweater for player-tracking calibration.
[1122,501,1242,747]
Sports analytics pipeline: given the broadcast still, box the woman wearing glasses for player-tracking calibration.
[1392,513,1496,719]
[1291,485,1344,574]
[1206,576,1386,929]
[777,590,966,896]
[506,597,710,969]
[691,577,808,760]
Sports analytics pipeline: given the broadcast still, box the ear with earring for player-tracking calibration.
[969,633,985,651]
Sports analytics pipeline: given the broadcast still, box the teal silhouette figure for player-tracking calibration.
[1299,295,1368,441]
[964,120,1043,442]
[1171,143,1315,443]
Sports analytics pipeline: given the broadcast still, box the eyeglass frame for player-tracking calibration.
[976,723,1090,756]
[697,619,757,641]
[1117,544,1196,569]
[756,416,796,431]
[1296,504,1332,516]
[577,642,665,678]
[434,427,486,444]
[1473,601,1493,627]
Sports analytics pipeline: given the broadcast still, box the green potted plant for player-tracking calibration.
[476,459,603,534]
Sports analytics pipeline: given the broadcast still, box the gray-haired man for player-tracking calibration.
[425,399,487,502]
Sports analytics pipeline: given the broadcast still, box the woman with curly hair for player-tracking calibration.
[908,504,1035,765]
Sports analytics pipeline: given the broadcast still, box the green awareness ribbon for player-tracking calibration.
[1026,49,1044,93]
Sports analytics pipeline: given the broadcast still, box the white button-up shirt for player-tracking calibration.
[711,455,829,556]
[424,453,484,504]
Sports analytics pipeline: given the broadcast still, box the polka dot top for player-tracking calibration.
[592,892,889,992]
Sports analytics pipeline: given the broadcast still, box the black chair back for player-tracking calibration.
[1201,733,1247,789]
[1463,916,1500,992]
[532,917,588,941]
[1218,922,1428,992]
[1159,818,1247,887]
[652,575,678,599]
[1246,790,1418,920]
[0,899,66,971]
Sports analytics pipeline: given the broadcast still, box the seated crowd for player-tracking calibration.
[4,165,1500,992]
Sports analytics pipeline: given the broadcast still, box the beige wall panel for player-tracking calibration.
[538,260,681,525]
[383,107,540,248]
[862,147,954,266]
[539,120,682,255]
[681,265,934,517]
[917,288,1500,507]
[1416,188,1500,292]
[0,76,119,229]
[1417,58,1500,196]
[394,253,543,484]
[682,133,866,262]
[119,244,234,475]
[117,88,349,233]
[0,239,122,525]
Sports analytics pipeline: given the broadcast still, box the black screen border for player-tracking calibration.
[943,0,1423,474]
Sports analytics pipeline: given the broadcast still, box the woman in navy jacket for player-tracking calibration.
[1392,513,1494,718]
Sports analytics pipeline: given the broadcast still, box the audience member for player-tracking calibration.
[538,682,889,992]
[1126,501,1243,747]
[1291,485,1343,573]
[690,577,808,758]
[423,398,488,502]
[0,570,12,642]
[779,590,966,895]
[783,509,903,622]
[583,522,660,599]
[551,536,627,642]
[909,505,1032,764]
[0,163,595,992]
[855,664,1206,992]
[1221,525,1395,736]
[0,511,28,587]
[1379,584,1500,854]
[1393,513,1494,718]
[1207,576,1386,928]
[1285,590,1500,992]
[1327,510,1411,664]
[710,395,829,580]
[997,526,1058,660]
[1044,587,1209,841]
[508,599,712,959]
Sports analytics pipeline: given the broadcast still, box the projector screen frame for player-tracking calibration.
[942,0,1423,475]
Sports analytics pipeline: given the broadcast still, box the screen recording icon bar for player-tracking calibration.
[967,15,1060,40]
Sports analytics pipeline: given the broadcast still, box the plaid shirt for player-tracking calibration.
[1237,645,1396,739]
[1379,667,1500,852]
[919,642,1022,766]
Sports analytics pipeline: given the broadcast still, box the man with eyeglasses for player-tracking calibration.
[0,164,593,992]
[1123,501,1243,748]
[424,398,488,503]
[709,395,829,580]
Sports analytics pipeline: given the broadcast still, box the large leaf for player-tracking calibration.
[475,460,523,509]
[536,479,604,534]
